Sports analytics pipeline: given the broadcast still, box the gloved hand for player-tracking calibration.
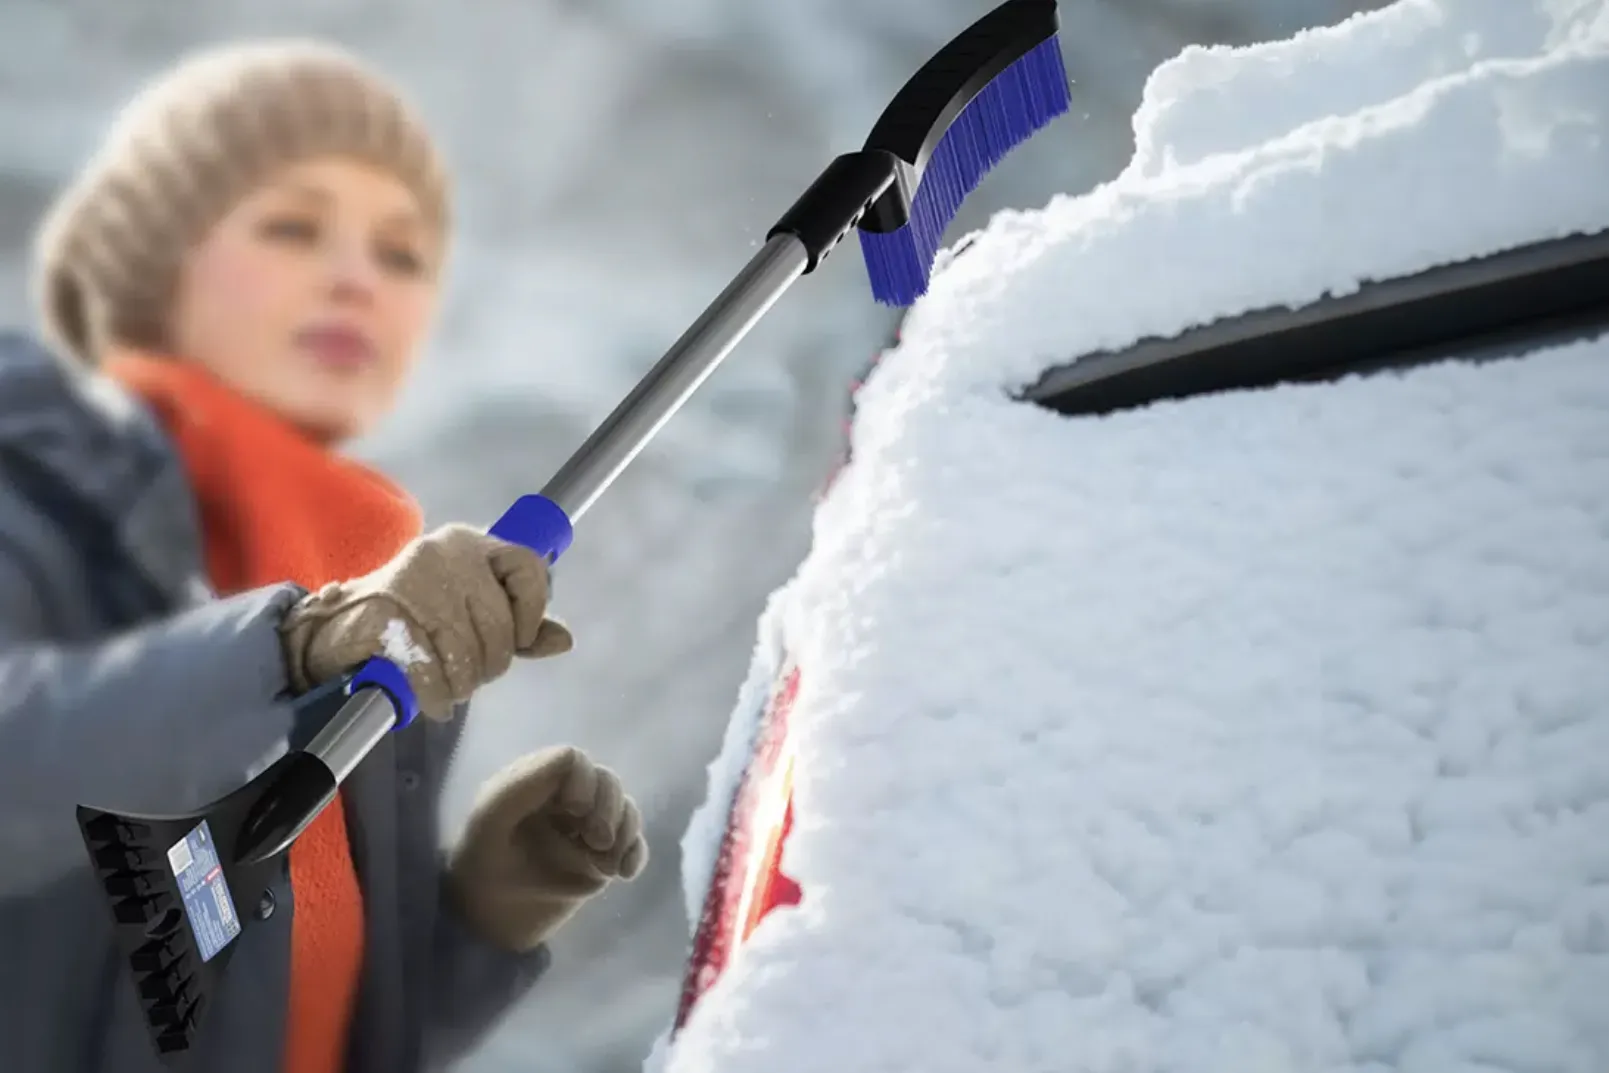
[446,746,649,952]
[279,523,573,721]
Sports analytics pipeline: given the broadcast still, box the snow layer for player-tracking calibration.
[662,0,1609,1070]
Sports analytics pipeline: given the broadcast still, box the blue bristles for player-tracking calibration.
[858,37,1072,307]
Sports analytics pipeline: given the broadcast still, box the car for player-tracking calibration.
[654,3,1609,1068]
[671,223,1609,1044]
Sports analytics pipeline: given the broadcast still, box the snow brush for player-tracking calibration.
[75,0,1070,1061]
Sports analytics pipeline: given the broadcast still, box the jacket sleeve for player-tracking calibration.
[0,503,307,895]
[421,860,553,1073]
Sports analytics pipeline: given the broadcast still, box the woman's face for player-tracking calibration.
[169,156,443,444]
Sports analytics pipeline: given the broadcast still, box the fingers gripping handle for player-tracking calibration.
[346,494,574,730]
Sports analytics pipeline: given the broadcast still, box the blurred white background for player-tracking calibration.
[0,1,1377,1069]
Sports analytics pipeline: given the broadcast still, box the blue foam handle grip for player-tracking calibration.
[347,494,574,729]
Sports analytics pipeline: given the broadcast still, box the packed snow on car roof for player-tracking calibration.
[653,1,1609,1071]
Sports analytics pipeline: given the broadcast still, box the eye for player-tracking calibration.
[257,214,320,244]
[375,239,426,277]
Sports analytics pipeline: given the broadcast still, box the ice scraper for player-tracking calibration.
[74,0,1072,1061]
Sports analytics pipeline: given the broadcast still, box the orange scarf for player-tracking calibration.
[105,353,423,1073]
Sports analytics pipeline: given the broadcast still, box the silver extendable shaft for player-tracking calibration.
[309,233,812,777]
[305,688,396,784]
[540,232,810,519]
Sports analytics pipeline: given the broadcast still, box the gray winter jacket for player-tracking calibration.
[0,331,550,1073]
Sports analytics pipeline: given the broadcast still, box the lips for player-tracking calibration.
[296,324,376,370]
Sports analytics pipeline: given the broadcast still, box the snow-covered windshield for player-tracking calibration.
[658,2,1609,1071]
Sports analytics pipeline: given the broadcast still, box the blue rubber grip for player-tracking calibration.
[487,493,576,559]
[347,494,574,729]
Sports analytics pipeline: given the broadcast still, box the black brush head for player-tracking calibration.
[764,0,1067,287]
[860,0,1061,233]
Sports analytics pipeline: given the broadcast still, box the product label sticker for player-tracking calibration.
[166,819,242,962]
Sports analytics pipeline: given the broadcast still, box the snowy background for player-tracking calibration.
[0,2,1380,1070]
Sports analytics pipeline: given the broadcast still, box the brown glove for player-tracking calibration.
[446,746,649,952]
[279,523,573,721]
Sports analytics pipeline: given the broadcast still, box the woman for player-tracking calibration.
[0,40,647,1073]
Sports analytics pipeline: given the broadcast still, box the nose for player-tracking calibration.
[325,233,379,306]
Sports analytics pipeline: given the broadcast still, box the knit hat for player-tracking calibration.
[31,39,451,367]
